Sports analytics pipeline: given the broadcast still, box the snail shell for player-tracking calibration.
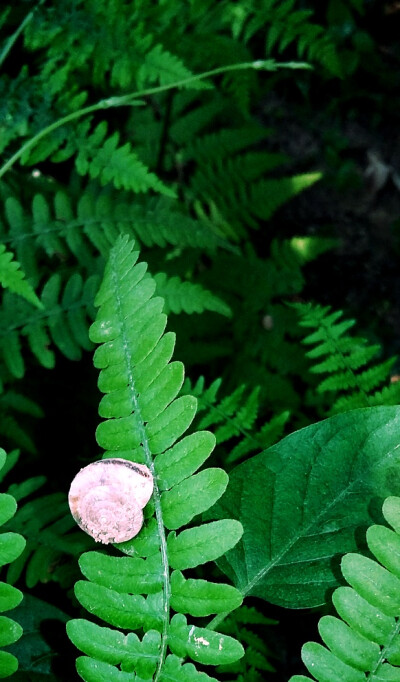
[68,459,153,544]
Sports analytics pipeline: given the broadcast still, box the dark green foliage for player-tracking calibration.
[0,1,395,680]
[294,302,400,414]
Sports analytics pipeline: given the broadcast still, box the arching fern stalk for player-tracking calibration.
[66,235,244,681]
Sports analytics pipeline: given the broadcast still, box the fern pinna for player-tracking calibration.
[291,495,400,681]
[66,235,244,681]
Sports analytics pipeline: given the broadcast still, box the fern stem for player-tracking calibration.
[109,248,170,680]
[0,0,46,69]
[0,59,302,180]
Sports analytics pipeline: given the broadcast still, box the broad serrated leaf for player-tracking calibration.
[211,406,400,607]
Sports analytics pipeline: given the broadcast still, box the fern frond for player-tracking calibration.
[67,235,244,680]
[294,302,400,414]
[187,377,290,464]
[0,448,26,678]
[290,495,400,681]
[2,190,224,285]
[75,121,176,197]
[0,244,42,309]
[233,0,342,77]
[137,44,211,91]
[190,135,321,232]
[154,273,232,317]
[0,272,98,378]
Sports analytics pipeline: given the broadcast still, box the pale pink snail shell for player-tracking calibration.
[68,459,153,544]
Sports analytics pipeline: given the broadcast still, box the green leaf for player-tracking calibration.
[167,520,243,570]
[169,614,244,666]
[0,245,43,309]
[170,571,242,616]
[67,620,160,677]
[0,534,26,567]
[211,405,400,607]
[161,468,229,529]
[0,584,22,613]
[76,656,133,681]
[0,616,22,647]
[79,552,163,594]
[155,431,216,491]
[160,654,219,681]
[0,496,16,527]
[0,650,18,678]
[74,581,152,631]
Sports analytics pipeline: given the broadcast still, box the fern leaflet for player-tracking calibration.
[0,244,42,309]
[187,377,290,465]
[75,121,176,197]
[154,273,232,317]
[66,235,244,680]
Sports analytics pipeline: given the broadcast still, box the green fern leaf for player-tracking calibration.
[0,244,42,309]
[290,495,400,681]
[154,272,232,317]
[67,235,244,680]
[138,44,211,90]
[76,121,176,197]
[0,273,98,378]
[294,302,400,414]
[0,448,26,678]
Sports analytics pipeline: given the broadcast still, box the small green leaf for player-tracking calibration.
[146,396,197,453]
[332,586,394,645]
[169,613,244,666]
[74,581,149,631]
[0,244,43,309]
[170,570,242,616]
[76,656,132,681]
[160,654,219,681]
[167,520,243,569]
[341,553,400,617]
[79,552,163,594]
[0,583,22,613]
[0,615,22,647]
[302,641,365,682]
[161,468,228,529]
[155,431,216,491]
[67,620,160,677]
[318,615,380,671]
[0,534,25,567]
[0,650,18,678]
[0,495,16,527]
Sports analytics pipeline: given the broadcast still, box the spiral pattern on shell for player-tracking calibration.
[68,458,153,544]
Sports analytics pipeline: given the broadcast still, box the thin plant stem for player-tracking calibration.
[0,59,309,180]
[0,0,46,69]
